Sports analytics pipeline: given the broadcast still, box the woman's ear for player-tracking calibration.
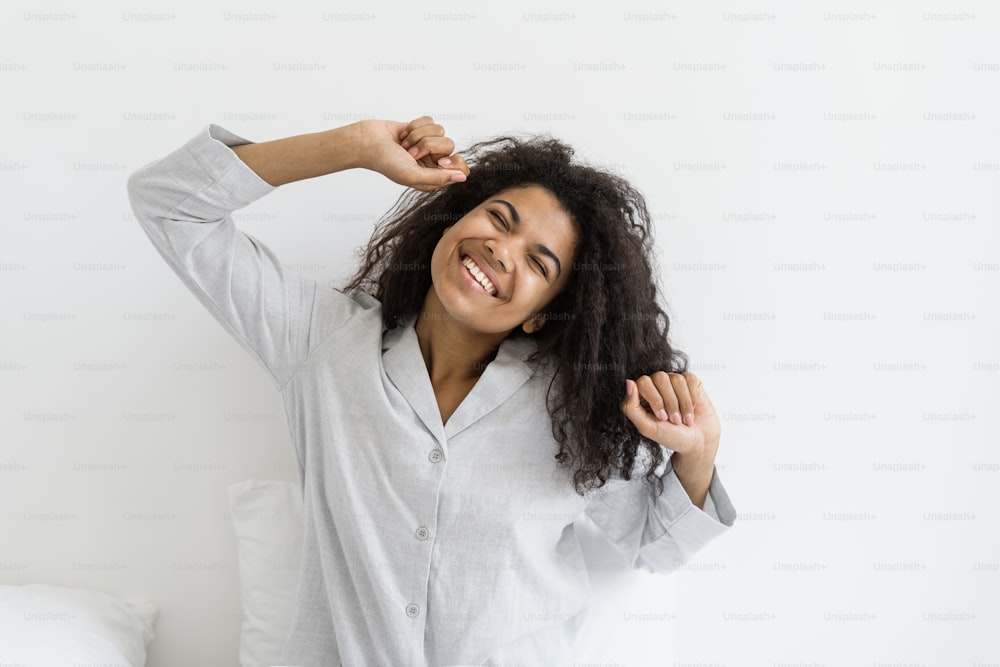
[522,313,546,334]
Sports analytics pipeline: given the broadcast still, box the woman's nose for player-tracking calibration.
[486,240,509,272]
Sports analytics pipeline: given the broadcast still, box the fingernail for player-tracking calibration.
[670,411,682,425]
[439,157,452,166]
[684,412,694,426]
[408,146,419,156]
[657,409,669,421]
[450,173,466,182]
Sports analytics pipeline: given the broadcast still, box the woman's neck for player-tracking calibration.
[413,288,506,385]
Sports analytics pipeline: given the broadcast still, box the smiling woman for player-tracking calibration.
[126,115,736,666]
[344,125,694,496]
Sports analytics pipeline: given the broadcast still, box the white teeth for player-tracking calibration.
[462,256,497,296]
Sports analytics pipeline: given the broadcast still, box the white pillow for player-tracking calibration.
[227,479,303,667]
[0,584,157,666]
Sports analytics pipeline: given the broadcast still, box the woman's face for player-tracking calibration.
[428,183,579,335]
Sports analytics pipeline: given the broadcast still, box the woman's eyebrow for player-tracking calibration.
[490,199,563,279]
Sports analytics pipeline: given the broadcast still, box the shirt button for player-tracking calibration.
[406,603,420,618]
[428,449,443,463]
[415,526,429,541]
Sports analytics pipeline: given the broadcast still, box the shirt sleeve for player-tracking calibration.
[126,123,367,391]
[583,454,736,575]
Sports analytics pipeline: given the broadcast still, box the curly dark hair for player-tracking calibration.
[342,133,689,497]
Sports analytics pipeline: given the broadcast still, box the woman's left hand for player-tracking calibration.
[621,372,721,460]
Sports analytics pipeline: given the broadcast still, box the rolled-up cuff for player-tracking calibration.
[637,465,737,571]
[177,123,277,211]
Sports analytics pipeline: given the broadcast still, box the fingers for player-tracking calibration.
[626,372,700,427]
[635,375,667,422]
[407,135,453,162]
[411,137,470,181]
[660,372,694,427]
[408,165,467,192]
[392,115,471,190]
[397,115,436,142]
[620,378,659,441]
[400,120,468,168]
[621,372,715,456]
[400,119,445,154]
[434,152,469,175]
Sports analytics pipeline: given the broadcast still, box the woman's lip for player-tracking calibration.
[460,251,502,298]
[459,254,498,297]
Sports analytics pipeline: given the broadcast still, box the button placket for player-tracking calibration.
[409,446,439,627]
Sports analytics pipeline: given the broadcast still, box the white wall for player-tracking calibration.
[2,1,997,665]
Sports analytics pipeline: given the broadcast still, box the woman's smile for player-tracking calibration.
[459,251,502,298]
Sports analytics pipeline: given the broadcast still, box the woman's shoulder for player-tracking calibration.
[319,285,382,314]
[307,285,384,344]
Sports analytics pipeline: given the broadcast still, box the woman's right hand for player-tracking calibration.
[355,116,470,192]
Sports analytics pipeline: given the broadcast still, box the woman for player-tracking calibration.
[127,115,736,666]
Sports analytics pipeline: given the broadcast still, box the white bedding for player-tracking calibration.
[0,584,157,666]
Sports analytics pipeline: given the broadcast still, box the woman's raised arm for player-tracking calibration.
[126,117,469,392]
[229,123,365,187]
[231,116,469,190]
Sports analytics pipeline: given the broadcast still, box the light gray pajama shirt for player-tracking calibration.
[126,124,737,667]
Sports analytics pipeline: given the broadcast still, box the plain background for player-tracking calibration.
[2,1,998,665]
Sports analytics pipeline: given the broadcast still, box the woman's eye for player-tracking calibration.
[490,210,546,277]
[490,211,509,231]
